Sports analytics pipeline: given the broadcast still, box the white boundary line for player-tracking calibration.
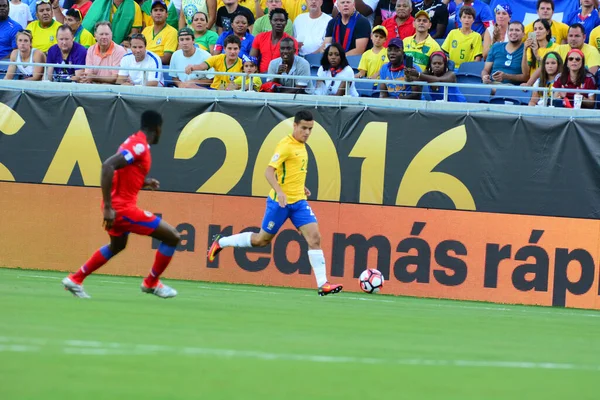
[0,336,597,371]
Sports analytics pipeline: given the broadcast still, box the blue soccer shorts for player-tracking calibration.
[260,198,318,234]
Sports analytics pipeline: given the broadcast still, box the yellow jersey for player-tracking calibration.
[217,0,264,17]
[441,29,482,68]
[358,47,388,78]
[526,42,558,70]
[588,25,600,53]
[111,1,143,29]
[403,34,441,71]
[142,24,178,56]
[524,20,568,45]
[75,27,96,48]
[268,134,308,204]
[204,54,242,89]
[27,20,62,53]
[233,75,262,91]
[142,0,171,28]
[556,43,600,69]
[283,0,308,22]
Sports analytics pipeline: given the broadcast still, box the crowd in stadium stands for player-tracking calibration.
[1,0,600,107]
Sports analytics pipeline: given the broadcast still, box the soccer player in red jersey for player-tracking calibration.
[62,110,181,299]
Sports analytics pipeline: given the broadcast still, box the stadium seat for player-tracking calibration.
[310,65,320,76]
[304,53,322,67]
[459,85,491,103]
[435,38,445,47]
[457,61,485,76]
[489,87,530,106]
[456,73,482,84]
[354,79,377,97]
[347,55,362,70]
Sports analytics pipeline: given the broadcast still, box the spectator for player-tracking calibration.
[266,36,310,93]
[411,0,448,39]
[52,0,92,23]
[382,0,415,47]
[482,2,510,60]
[441,5,482,68]
[590,18,600,52]
[121,35,131,52]
[522,19,557,86]
[64,8,95,48]
[142,0,178,64]
[27,0,61,53]
[253,0,292,35]
[117,33,163,86]
[293,0,331,56]
[314,42,358,96]
[216,0,262,18]
[524,0,568,45]
[81,0,143,44]
[185,34,242,89]
[213,13,253,57]
[9,0,31,29]
[250,8,296,72]
[80,21,127,84]
[169,26,212,88]
[230,53,261,90]
[324,0,371,56]
[46,25,87,81]
[406,51,466,102]
[179,0,216,29]
[4,29,45,79]
[403,10,440,70]
[191,11,218,52]
[379,37,421,99]
[216,0,254,34]
[141,0,179,29]
[331,0,379,27]
[556,23,600,74]
[481,21,526,85]
[528,51,562,106]
[563,0,599,41]
[552,48,595,108]
[454,0,493,35]
[0,0,20,62]
[356,25,388,80]
[374,0,396,27]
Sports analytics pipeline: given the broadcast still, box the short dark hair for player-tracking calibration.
[269,7,289,21]
[224,34,241,47]
[294,110,313,124]
[65,8,82,21]
[280,37,295,48]
[569,23,586,35]
[57,25,73,36]
[509,21,524,32]
[141,110,163,131]
[459,5,475,18]
[130,33,147,45]
[537,0,554,11]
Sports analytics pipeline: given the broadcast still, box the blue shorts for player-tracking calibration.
[261,198,317,234]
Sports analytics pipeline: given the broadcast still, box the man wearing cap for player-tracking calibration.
[324,0,371,56]
[403,10,439,71]
[382,0,415,47]
[356,25,388,80]
[64,8,95,48]
[293,0,331,56]
[79,21,127,84]
[379,37,421,100]
[267,36,310,93]
[142,0,178,64]
[482,21,527,85]
[411,0,447,39]
[169,27,213,88]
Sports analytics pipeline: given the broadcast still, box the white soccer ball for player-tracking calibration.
[358,269,384,294]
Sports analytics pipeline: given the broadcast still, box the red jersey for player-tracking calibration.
[109,131,152,210]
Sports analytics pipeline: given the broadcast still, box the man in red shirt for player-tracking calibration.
[62,110,181,299]
[250,7,297,72]
[382,0,415,46]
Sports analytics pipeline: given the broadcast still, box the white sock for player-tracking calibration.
[218,232,253,248]
[308,249,328,288]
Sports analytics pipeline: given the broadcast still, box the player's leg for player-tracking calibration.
[141,219,181,298]
[292,201,343,296]
[207,197,287,261]
[62,234,128,298]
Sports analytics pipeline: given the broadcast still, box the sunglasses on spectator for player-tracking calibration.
[568,57,582,61]
[35,0,51,4]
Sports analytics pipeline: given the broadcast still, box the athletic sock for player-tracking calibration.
[143,243,176,288]
[70,245,114,284]
[218,232,253,248]
[308,249,328,288]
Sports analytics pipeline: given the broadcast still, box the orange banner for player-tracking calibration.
[1,182,599,310]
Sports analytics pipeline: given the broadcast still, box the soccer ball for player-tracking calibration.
[359,269,384,294]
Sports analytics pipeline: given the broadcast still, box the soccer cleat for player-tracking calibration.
[207,234,223,262]
[141,281,177,299]
[318,282,343,296]
[62,276,91,299]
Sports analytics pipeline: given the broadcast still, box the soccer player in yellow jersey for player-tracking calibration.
[207,110,343,296]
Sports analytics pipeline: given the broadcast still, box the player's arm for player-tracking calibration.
[265,165,287,207]
[101,153,128,228]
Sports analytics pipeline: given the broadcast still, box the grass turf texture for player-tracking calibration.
[0,268,598,400]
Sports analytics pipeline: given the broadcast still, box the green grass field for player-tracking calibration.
[0,267,598,399]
